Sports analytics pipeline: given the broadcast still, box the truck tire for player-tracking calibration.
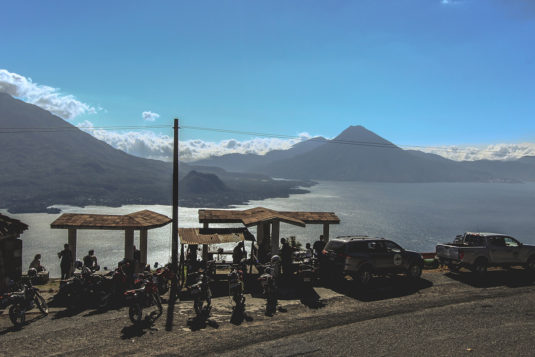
[407,264,422,280]
[472,258,487,276]
[526,256,535,272]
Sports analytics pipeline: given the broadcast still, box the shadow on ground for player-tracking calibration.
[0,313,47,335]
[445,268,535,288]
[326,275,433,302]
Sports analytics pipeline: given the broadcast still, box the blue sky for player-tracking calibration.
[1,0,535,160]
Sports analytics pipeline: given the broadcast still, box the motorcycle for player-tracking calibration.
[258,257,279,316]
[7,269,48,327]
[124,275,162,325]
[228,262,246,321]
[187,262,214,322]
[154,263,176,296]
[58,263,109,310]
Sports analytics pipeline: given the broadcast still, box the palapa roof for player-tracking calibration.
[50,210,172,230]
[178,227,255,245]
[0,213,29,239]
[198,207,340,227]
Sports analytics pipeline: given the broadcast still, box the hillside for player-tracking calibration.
[0,93,313,212]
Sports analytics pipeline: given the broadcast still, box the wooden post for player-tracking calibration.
[125,229,134,260]
[257,223,264,246]
[203,222,209,229]
[140,228,148,265]
[323,224,330,242]
[202,244,209,261]
[271,221,280,256]
[68,228,77,267]
[167,118,179,331]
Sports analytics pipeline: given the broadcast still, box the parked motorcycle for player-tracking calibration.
[58,263,109,310]
[154,263,176,296]
[228,262,246,321]
[258,256,280,316]
[187,262,214,321]
[124,275,162,324]
[7,269,48,327]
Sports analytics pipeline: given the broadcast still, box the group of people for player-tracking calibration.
[29,245,101,280]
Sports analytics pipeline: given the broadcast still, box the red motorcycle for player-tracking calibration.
[124,276,162,324]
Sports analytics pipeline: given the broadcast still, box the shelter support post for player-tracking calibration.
[125,229,134,260]
[68,228,77,263]
[202,244,209,261]
[323,224,330,242]
[271,221,280,256]
[140,228,148,265]
[203,222,209,229]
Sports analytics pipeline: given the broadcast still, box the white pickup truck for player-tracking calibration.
[436,232,535,274]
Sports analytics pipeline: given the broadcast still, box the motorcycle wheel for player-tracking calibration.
[9,305,25,327]
[34,292,49,315]
[158,280,169,296]
[129,304,143,324]
[149,293,163,321]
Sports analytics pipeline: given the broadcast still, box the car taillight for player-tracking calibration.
[459,251,465,260]
[321,250,327,255]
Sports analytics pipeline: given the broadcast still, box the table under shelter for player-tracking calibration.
[50,210,172,266]
[198,207,340,259]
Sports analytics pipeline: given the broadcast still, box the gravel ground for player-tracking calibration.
[0,268,534,357]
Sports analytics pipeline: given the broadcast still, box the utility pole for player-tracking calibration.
[166,118,179,331]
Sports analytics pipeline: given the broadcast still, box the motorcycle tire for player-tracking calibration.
[129,304,143,324]
[9,304,25,327]
[149,293,163,321]
[34,292,49,315]
[158,280,169,296]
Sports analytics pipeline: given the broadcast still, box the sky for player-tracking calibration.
[1,0,535,161]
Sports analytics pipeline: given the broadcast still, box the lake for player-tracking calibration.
[4,181,535,277]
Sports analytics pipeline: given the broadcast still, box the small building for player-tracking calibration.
[0,213,28,292]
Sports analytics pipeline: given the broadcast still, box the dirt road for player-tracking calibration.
[1,268,534,357]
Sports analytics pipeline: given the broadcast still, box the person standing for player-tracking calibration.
[233,241,246,264]
[313,235,326,258]
[279,238,293,278]
[58,244,73,279]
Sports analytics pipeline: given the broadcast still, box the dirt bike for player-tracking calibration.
[154,263,176,296]
[258,263,278,316]
[187,262,214,322]
[58,265,109,310]
[7,269,48,327]
[124,275,162,325]
[228,263,247,322]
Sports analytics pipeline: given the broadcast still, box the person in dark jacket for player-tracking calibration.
[232,241,245,264]
[279,238,293,277]
[58,244,73,279]
[313,235,326,258]
[83,250,98,269]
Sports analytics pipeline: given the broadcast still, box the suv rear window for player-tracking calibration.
[324,240,346,253]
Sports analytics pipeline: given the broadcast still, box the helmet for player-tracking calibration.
[27,268,38,278]
[270,255,281,264]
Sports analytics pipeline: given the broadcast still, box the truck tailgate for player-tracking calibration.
[436,244,460,260]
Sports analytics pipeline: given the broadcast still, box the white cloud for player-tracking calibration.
[0,69,98,120]
[406,143,535,161]
[77,121,310,162]
[142,111,160,122]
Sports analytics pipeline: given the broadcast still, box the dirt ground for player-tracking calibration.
[1,267,534,356]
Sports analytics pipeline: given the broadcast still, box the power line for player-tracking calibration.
[0,122,533,156]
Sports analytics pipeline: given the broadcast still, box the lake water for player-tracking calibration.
[4,181,535,277]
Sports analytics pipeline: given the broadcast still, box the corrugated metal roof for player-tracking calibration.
[198,207,340,227]
[50,210,172,230]
[0,213,28,238]
[178,227,255,245]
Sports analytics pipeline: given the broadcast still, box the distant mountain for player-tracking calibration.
[0,93,313,212]
[192,136,327,173]
[191,125,535,183]
[179,170,228,194]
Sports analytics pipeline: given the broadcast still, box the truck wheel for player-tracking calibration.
[526,256,535,272]
[473,258,487,276]
[407,264,422,280]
